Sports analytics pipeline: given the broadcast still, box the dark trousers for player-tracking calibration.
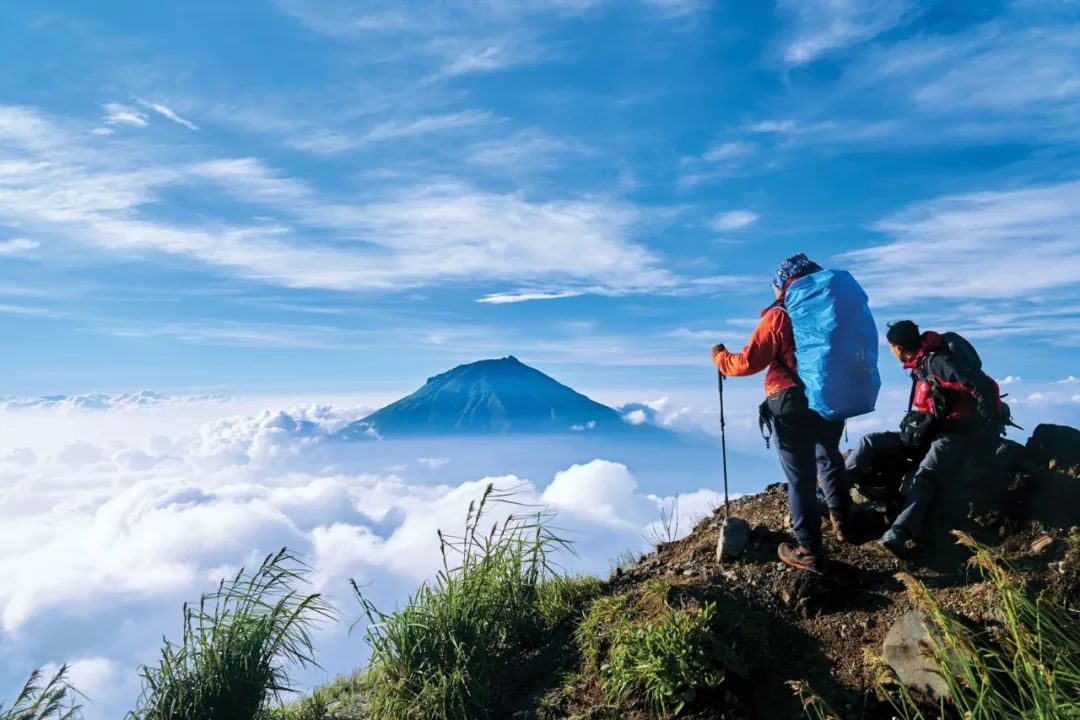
[846,430,969,537]
[772,411,848,551]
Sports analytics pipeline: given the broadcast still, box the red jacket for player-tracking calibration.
[713,300,798,398]
[906,332,1000,424]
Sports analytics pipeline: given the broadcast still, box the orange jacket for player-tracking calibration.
[713,302,799,398]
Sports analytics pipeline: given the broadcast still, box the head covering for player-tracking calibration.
[773,253,822,291]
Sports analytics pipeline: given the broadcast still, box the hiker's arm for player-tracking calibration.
[932,355,998,421]
[713,310,782,377]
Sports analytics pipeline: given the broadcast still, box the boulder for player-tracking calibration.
[1025,466,1080,529]
[1026,424,1080,470]
[882,610,949,701]
[716,517,750,561]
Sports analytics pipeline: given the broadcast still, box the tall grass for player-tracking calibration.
[127,548,333,720]
[1,666,81,720]
[795,531,1080,719]
[879,531,1080,719]
[355,484,597,720]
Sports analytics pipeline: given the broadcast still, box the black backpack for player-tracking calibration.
[938,331,983,371]
[908,330,1021,435]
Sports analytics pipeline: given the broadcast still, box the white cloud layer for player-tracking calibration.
[0,394,726,718]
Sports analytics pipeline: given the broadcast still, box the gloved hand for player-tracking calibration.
[711,344,726,362]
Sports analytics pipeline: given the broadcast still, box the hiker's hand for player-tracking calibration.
[711,344,726,362]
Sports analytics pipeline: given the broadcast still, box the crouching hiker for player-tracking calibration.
[712,254,880,573]
[846,320,1012,557]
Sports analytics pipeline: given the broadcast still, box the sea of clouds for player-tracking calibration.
[2,378,1075,717]
[0,393,739,718]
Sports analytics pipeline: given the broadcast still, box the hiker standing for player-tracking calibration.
[712,254,880,573]
[846,320,1006,556]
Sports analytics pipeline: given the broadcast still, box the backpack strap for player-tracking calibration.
[919,353,950,418]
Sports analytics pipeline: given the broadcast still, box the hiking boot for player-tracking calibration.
[829,510,853,543]
[777,543,825,573]
[879,525,913,558]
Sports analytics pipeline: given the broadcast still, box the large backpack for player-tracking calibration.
[784,269,881,421]
[938,331,983,371]
[911,330,1020,434]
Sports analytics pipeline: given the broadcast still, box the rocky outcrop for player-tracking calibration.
[1026,424,1080,469]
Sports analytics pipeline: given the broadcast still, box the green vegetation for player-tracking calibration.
[575,579,730,718]
[1,666,81,720]
[127,548,333,720]
[354,484,599,720]
[270,674,369,720]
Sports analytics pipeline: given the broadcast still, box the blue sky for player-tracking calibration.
[1,0,1078,407]
[2,3,1080,713]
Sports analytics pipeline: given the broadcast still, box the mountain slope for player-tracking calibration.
[342,356,653,437]
[283,423,1080,720]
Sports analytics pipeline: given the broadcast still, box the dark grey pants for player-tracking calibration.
[772,411,848,551]
[846,430,969,537]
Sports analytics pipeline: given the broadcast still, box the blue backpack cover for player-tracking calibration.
[785,269,881,421]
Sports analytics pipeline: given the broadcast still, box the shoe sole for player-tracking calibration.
[778,554,824,574]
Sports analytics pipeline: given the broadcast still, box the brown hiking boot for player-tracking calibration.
[777,543,825,573]
[830,511,853,543]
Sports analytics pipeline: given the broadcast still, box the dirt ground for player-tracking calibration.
[535,466,1080,719]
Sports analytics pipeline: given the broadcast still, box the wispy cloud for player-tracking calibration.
[776,0,920,65]
[432,36,554,77]
[710,210,758,231]
[136,98,199,131]
[277,0,702,39]
[467,129,589,171]
[758,6,1080,149]
[847,180,1080,305]
[363,110,496,142]
[854,21,1080,139]
[0,303,67,319]
[476,290,586,304]
[744,120,797,134]
[102,102,148,128]
[228,108,497,156]
[842,180,1080,351]
[0,238,39,254]
[702,141,755,163]
[0,106,734,298]
[678,140,763,188]
[106,320,364,349]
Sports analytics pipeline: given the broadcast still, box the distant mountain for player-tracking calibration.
[338,356,667,438]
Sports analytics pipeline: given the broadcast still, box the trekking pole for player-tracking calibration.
[718,369,730,521]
